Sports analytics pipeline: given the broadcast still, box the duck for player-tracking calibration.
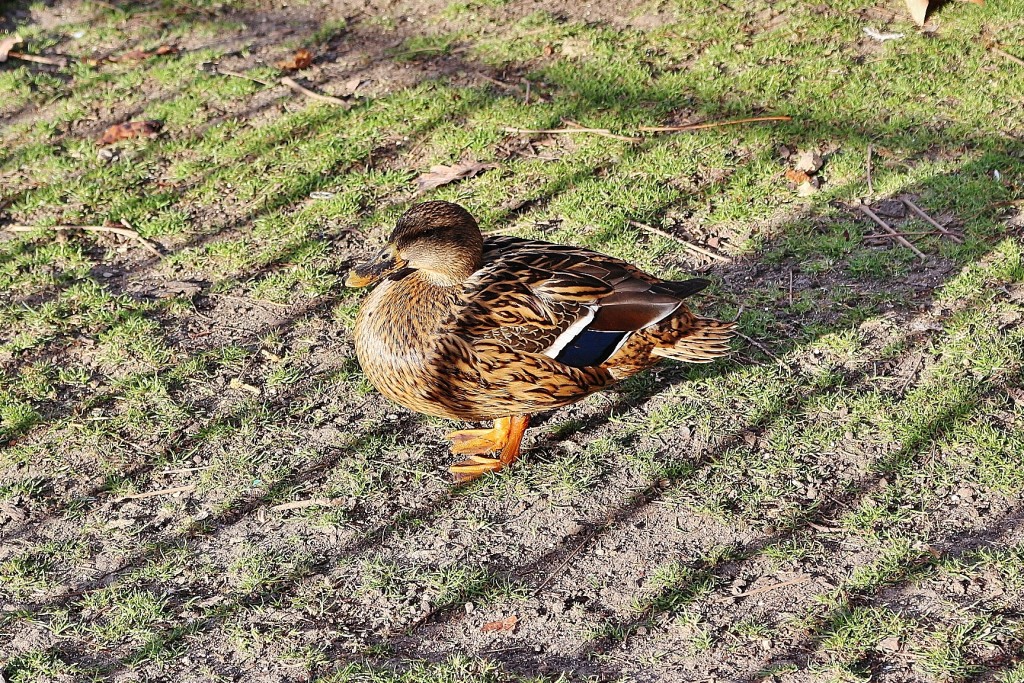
[345,201,734,483]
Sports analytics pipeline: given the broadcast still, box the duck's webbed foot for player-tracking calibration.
[447,415,530,483]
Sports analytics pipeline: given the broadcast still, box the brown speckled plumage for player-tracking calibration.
[347,201,735,481]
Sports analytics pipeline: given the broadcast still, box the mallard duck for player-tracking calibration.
[346,201,734,482]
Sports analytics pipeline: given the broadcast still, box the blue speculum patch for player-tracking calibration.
[555,329,630,368]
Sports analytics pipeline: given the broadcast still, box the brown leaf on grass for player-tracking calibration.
[340,76,364,96]
[481,615,518,633]
[415,161,497,194]
[905,0,929,25]
[784,169,811,185]
[793,150,824,174]
[0,33,22,62]
[277,48,314,70]
[99,120,162,145]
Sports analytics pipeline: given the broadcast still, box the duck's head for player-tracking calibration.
[345,201,484,288]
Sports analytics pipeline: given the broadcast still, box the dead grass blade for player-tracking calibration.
[280,76,349,106]
[859,204,927,260]
[900,198,964,243]
[4,223,163,257]
[115,485,195,502]
[628,220,731,263]
[638,115,791,133]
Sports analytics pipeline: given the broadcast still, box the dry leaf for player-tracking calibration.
[340,76,364,96]
[0,33,22,62]
[481,615,518,633]
[905,0,929,25]
[416,161,497,194]
[99,120,162,145]
[784,168,811,185]
[794,150,824,173]
[277,48,314,70]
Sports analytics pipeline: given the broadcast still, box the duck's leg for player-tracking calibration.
[448,415,530,483]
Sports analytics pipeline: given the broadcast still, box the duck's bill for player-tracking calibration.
[345,248,407,288]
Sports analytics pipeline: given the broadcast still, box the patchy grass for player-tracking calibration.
[1,0,1023,680]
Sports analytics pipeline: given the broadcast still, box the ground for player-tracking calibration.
[1,0,1023,681]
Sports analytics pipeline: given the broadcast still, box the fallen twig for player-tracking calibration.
[503,125,641,143]
[638,115,792,133]
[158,465,213,475]
[864,230,938,239]
[901,198,964,243]
[270,497,344,512]
[991,47,1024,68]
[7,50,69,66]
[561,119,642,142]
[737,331,787,369]
[4,223,163,257]
[119,218,164,256]
[858,204,926,260]
[627,220,731,263]
[212,67,269,86]
[281,76,349,106]
[474,71,521,92]
[116,484,195,501]
[716,575,811,602]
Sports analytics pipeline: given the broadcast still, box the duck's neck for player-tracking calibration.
[408,247,481,287]
[387,270,461,332]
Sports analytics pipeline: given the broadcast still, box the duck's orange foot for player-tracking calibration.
[445,428,504,455]
[446,415,530,484]
[449,454,507,483]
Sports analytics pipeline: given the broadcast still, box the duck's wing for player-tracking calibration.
[456,235,709,368]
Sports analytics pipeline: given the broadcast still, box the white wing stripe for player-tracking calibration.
[542,306,597,358]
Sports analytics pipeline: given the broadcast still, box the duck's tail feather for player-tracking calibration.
[652,317,735,363]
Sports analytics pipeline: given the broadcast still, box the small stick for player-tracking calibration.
[4,223,162,257]
[638,115,792,133]
[901,198,964,243]
[280,76,349,106]
[561,118,642,142]
[788,269,794,308]
[158,465,213,475]
[866,144,874,195]
[115,484,195,501]
[503,125,641,143]
[715,575,810,602]
[991,47,1024,67]
[474,71,519,91]
[119,218,164,257]
[736,331,787,369]
[864,230,938,239]
[213,67,269,86]
[524,79,531,105]
[858,204,926,260]
[627,220,731,263]
[270,497,344,512]
[7,51,69,66]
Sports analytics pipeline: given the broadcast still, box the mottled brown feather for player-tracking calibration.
[351,204,735,422]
